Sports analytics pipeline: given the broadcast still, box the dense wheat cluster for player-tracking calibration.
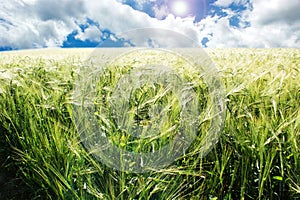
[0,48,299,199]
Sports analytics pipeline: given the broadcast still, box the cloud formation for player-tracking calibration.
[202,0,300,47]
[0,0,299,49]
[0,0,83,48]
[214,0,249,7]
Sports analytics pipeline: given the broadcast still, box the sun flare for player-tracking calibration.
[171,0,189,16]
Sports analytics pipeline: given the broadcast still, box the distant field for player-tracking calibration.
[0,48,299,199]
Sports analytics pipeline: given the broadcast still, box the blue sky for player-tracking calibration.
[0,0,299,51]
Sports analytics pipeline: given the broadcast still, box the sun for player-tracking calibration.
[171,0,189,16]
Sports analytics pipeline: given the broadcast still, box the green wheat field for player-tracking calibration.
[0,48,299,199]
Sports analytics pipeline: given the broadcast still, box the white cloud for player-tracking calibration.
[153,4,169,20]
[197,15,244,48]
[78,0,202,46]
[127,0,157,10]
[75,26,102,42]
[0,0,299,49]
[214,0,235,7]
[0,0,202,49]
[0,0,84,49]
[34,0,85,22]
[200,0,300,48]
[244,0,300,47]
[22,0,38,5]
[214,0,249,7]
[250,0,300,25]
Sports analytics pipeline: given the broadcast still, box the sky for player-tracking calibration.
[0,0,299,51]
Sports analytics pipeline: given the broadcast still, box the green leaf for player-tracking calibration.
[272,176,283,181]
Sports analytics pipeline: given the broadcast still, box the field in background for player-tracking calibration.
[0,48,299,199]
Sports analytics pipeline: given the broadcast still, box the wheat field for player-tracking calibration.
[0,48,299,199]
